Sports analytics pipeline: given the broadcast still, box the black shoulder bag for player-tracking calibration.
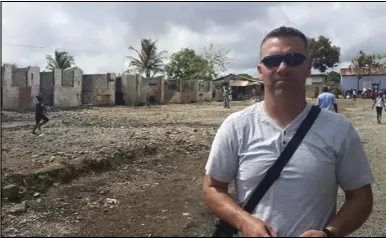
[212,105,321,237]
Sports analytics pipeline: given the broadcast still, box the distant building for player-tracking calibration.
[212,74,263,101]
[340,68,386,92]
[306,74,326,86]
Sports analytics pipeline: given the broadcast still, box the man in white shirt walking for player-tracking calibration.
[203,26,373,237]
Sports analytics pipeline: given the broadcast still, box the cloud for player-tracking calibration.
[2,2,386,77]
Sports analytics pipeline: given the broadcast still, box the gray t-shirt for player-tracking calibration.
[205,101,373,237]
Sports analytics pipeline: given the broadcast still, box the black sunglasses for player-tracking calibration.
[261,53,307,68]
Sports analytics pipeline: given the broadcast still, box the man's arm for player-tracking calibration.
[332,95,338,113]
[326,185,373,237]
[330,121,374,236]
[203,176,250,231]
[333,103,338,113]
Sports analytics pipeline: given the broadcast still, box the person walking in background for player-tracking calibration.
[32,94,49,135]
[317,86,338,113]
[372,91,385,124]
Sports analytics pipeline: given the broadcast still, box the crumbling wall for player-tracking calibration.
[182,80,198,103]
[197,81,213,102]
[54,68,82,107]
[164,79,182,104]
[2,65,40,111]
[120,75,164,106]
[82,73,115,106]
[120,74,139,106]
[2,65,19,110]
[40,71,55,106]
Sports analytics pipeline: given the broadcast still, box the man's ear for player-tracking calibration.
[257,64,263,80]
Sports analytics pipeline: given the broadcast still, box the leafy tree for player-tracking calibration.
[165,48,215,81]
[308,36,340,73]
[349,50,381,90]
[45,49,75,71]
[325,71,340,85]
[375,53,386,67]
[238,73,253,79]
[201,43,230,78]
[127,39,167,78]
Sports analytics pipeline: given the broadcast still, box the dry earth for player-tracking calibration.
[1,99,385,237]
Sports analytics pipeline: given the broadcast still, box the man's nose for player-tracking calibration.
[276,61,290,73]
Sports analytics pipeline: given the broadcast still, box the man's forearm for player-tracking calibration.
[326,186,373,237]
[333,104,338,113]
[204,187,250,230]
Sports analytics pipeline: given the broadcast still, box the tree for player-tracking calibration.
[127,39,167,78]
[325,71,340,85]
[165,48,215,81]
[349,50,379,90]
[238,73,253,79]
[45,49,75,71]
[308,36,341,73]
[375,53,386,67]
[200,43,231,78]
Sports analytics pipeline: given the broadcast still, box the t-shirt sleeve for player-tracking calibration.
[205,118,239,183]
[316,96,321,106]
[336,122,374,191]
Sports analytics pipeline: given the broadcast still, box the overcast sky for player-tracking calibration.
[2,2,386,77]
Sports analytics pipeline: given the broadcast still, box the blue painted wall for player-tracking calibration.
[340,75,386,91]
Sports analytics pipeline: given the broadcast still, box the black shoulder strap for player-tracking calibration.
[243,105,321,213]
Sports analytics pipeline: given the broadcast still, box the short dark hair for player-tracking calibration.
[260,26,309,59]
[322,86,329,92]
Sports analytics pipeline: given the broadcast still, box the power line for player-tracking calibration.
[3,42,117,54]
[3,43,45,49]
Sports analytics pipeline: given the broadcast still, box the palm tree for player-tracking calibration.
[45,49,75,71]
[127,39,167,78]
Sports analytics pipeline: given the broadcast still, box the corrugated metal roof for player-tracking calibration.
[213,73,259,82]
[230,80,261,87]
[340,67,386,76]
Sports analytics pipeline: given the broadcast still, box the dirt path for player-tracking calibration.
[1,100,385,237]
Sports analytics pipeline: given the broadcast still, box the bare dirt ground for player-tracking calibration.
[1,99,385,237]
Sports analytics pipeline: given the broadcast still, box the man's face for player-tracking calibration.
[257,36,312,95]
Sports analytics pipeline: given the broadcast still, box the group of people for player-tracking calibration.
[204,26,374,237]
[317,86,385,124]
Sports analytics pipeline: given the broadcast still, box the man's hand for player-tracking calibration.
[240,215,277,237]
[299,230,327,237]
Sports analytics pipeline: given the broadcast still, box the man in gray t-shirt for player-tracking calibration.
[203,26,373,237]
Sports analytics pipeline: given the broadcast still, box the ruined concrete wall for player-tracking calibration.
[28,67,41,108]
[120,75,164,106]
[40,71,55,106]
[142,77,163,104]
[12,68,28,87]
[213,82,223,101]
[54,68,82,107]
[181,80,198,103]
[197,81,213,102]
[2,65,40,110]
[2,64,19,110]
[82,73,115,106]
[120,74,139,106]
[164,79,182,104]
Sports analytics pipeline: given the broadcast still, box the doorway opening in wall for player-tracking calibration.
[115,76,125,105]
[148,95,156,105]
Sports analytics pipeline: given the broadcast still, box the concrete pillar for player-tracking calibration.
[159,78,165,104]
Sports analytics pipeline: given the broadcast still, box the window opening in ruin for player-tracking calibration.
[149,95,156,104]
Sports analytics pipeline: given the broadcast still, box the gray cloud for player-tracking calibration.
[2,2,386,75]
